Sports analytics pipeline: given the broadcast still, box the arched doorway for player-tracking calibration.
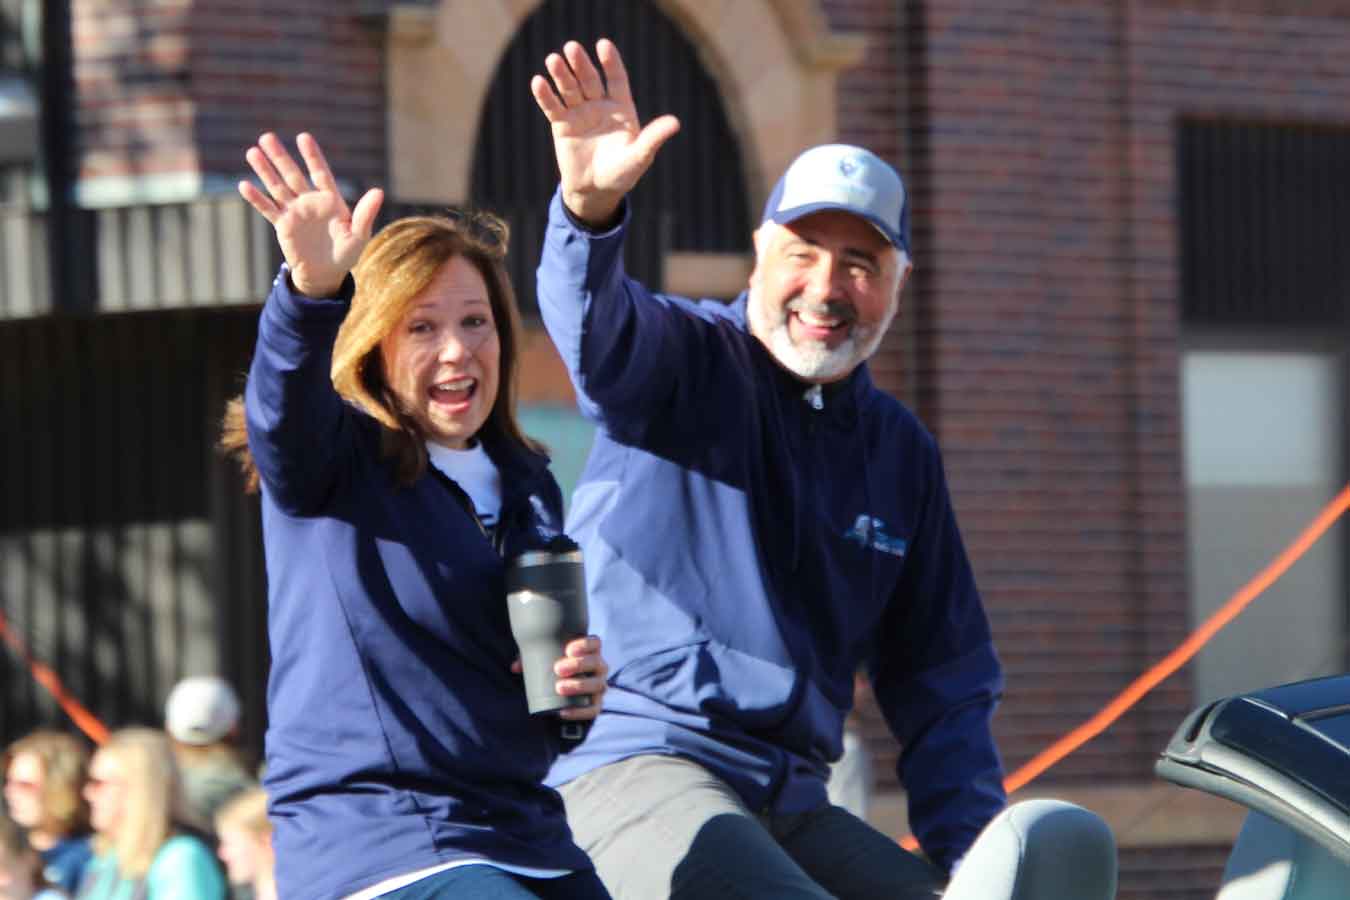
[384,0,866,256]
[470,0,751,313]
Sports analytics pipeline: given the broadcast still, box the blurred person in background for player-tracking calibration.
[0,813,68,899]
[75,728,225,900]
[213,789,272,900]
[163,677,256,832]
[3,732,93,894]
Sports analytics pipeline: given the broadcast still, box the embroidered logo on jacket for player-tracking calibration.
[844,515,907,558]
[530,495,562,541]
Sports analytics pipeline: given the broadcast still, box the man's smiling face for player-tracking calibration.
[747,210,909,384]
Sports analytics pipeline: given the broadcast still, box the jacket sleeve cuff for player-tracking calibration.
[552,187,631,239]
[261,264,354,338]
[550,186,629,237]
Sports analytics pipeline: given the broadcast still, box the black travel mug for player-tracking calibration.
[505,541,592,717]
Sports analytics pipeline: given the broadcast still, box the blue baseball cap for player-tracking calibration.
[761,144,910,253]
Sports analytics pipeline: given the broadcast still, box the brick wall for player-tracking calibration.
[72,1,197,180]
[825,0,1350,770]
[71,0,386,191]
[824,1,912,400]
[823,0,1350,895]
[828,0,1187,786]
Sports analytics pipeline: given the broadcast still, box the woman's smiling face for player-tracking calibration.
[380,255,501,449]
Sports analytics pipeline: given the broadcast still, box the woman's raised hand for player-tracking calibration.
[238,132,384,298]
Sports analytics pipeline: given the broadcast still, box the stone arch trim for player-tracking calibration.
[386,0,866,215]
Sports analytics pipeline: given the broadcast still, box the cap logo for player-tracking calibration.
[765,144,908,251]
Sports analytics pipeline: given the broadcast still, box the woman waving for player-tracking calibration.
[222,133,609,900]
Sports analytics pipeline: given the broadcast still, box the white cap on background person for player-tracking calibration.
[165,675,242,745]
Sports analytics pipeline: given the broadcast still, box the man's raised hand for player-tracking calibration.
[238,132,384,298]
[531,39,680,228]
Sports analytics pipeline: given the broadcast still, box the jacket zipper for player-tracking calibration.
[430,467,506,556]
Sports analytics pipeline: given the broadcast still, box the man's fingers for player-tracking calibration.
[595,39,632,107]
[531,74,567,121]
[630,115,682,169]
[237,181,279,224]
[565,40,605,100]
[544,51,584,107]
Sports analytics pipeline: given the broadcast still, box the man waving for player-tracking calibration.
[530,38,1116,900]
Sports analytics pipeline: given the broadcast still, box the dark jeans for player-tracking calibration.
[378,865,611,900]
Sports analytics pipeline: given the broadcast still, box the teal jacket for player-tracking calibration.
[75,835,225,900]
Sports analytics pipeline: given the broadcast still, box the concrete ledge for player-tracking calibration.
[663,251,752,300]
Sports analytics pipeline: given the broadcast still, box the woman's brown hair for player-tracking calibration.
[5,729,90,836]
[221,209,541,491]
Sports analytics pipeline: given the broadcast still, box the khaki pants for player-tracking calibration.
[557,754,945,900]
[558,754,1118,900]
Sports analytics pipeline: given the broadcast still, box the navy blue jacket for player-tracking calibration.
[246,269,591,900]
[537,192,1006,871]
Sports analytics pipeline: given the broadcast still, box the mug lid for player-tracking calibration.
[508,549,584,569]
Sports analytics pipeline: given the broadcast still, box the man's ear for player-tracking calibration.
[748,224,774,292]
[894,257,914,300]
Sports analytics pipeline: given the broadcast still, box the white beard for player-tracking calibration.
[749,289,895,382]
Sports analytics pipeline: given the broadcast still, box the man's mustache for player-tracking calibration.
[784,297,858,326]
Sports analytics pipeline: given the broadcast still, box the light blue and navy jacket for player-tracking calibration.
[537,191,1006,871]
[246,269,592,900]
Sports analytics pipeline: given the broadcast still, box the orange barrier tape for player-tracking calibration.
[901,483,1350,853]
[0,610,109,745]
[3,486,1349,832]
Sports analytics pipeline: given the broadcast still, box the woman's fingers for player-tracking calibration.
[555,636,606,687]
[244,145,295,207]
[560,636,604,665]
[259,132,313,197]
[243,133,365,239]
[296,132,343,201]
[557,668,606,721]
[556,672,607,696]
[349,187,385,242]
[237,180,280,223]
[540,637,606,719]
[555,655,607,681]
